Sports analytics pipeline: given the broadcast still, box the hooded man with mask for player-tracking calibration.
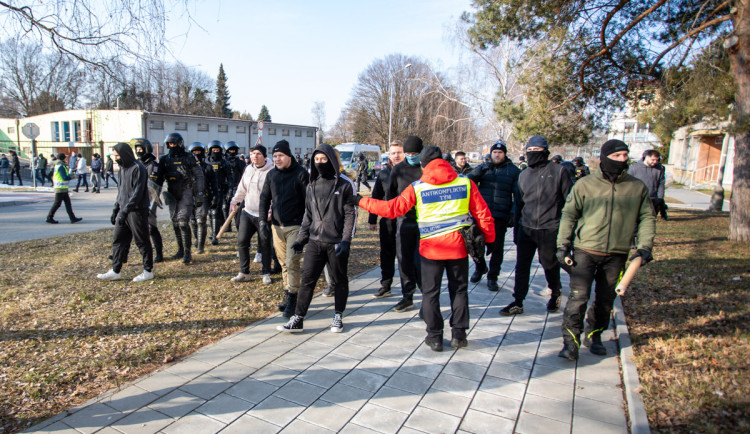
[354,145,495,351]
[385,135,425,313]
[501,135,573,317]
[556,139,655,360]
[277,143,356,334]
[133,138,164,262]
[97,142,154,282]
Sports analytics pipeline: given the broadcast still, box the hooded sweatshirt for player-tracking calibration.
[360,155,496,260]
[113,143,149,214]
[296,143,357,245]
[233,157,274,217]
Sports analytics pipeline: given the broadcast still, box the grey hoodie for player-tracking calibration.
[296,143,356,245]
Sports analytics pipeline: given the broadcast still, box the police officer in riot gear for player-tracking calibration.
[151,132,205,264]
[206,140,233,244]
[133,138,164,262]
[224,141,246,232]
[189,142,219,254]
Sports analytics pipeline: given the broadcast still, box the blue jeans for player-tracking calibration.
[76,173,89,190]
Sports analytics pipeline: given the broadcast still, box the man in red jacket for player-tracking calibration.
[355,143,495,351]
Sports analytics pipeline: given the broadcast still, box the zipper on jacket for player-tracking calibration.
[605,181,615,252]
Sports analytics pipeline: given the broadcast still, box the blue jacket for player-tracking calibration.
[468,159,521,226]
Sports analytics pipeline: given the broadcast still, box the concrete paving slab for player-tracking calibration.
[350,402,410,433]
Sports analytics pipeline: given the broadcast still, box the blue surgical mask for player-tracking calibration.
[405,153,421,166]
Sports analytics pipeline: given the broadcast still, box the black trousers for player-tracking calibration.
[513,226,562,303]
[422,256,469,341]
[111,210,153,273]
[104,171,118,186]
[295,240,350,317]
[238,211,272,274]
[396,221,422,299]
[356,174,371,191]
[378,218,397,289]
[561,251,627,345]
[476,220,509,280]
[10,166,22,185]
[47,192,75,220]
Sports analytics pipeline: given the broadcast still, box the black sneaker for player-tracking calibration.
[278,291,291,312]
[547,294,561,312]
[372,287,391,298]
[331,312,344,333]
[558,342,579,360]
[424,338,443,352]
[45,217,58,224]
[70,217,83,223]
[470,263,488,283]
[450,337,468,349]
[393,298,414,312]
[499,301,523,316]
[277,315,304,333]
[487,280,499,292]
[584,328,607,356]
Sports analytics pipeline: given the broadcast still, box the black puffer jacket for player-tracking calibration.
[296,143,356,245]
[468,159,520,225]
[369,163,393,225]
[259,158,309,226]
[517,160,573,230]
[386,160,422,224]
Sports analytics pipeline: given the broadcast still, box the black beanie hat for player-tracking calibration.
[272,140,293,158]
[490,138,508,154]
[420,146,442,167]
[57,152,66,161]
[526,135,549,149]
[404,135,423,154]
[600,139,629,159]
[250,144,267,158]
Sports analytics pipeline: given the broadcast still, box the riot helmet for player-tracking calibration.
[208,140,224,157]
[189,142,206,160]
[225,141,240,155]
[164,132,184,149]
[551,155,563,163]
[573,156,584,166]
[131,138,153,156]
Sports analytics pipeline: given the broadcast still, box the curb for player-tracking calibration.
[613,296,651,434]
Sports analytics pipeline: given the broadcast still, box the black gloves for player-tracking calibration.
[110,206,119,226]
[116,211,127,226]
[346,194,363,207]
[629,249,653,264]
[485,242,494,256]
[556,246,575,266]
[291,241,304,255]
[195,193,204,208]
[335,241,350,257]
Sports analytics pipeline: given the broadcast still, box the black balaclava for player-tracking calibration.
[525,135,550,167]
[113,142,136,167]
[600,139,630,182]
[315,160,336,179]
[168,143,183,157]
[135,147,146,159]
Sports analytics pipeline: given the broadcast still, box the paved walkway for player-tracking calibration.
[665,186,730,211]
[30,242,635,434]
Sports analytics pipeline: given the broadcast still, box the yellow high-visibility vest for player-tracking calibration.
[53,163,69,190]
[413,175,473,239]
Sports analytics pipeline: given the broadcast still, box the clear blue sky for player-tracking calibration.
[166,0,473,128]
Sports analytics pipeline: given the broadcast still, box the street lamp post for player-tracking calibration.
[388,63,412,147]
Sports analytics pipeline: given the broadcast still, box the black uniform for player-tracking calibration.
[356,154,371,192]
[151,134,205,264]
[387,159,423,302]
[9,150,22,185]
[136,147,163,262]
[104,156,119,187]
[110,143,153,274]
[207,143,233,242]
[224,149,246,232]
[369,163,397,292]
[189,144,219,254]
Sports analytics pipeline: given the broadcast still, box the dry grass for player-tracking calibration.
[0,212,379,433]
[623,210,750,433]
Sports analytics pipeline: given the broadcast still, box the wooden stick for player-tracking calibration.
[615,256,643,296]
[216,207,239,240]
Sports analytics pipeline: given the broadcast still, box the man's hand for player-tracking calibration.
[556,246,575,266]
[485,242,494,256]
[334,241,350,257]
[110,207,119,226]
[116,211,127,226]
[229,201,237,215]
[346,194,362,207]
[629,249,653,264]
[195,193,203,208]
[369,223,377,231]
[291,241,304,255]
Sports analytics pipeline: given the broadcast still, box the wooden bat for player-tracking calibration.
[615,256,643,296]
[216,207,239,240]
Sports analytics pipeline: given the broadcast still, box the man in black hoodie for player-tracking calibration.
[9,150,22,186]
[501,135,573,316]
[97,143,154,282]
[277,143,356,333]
[259,140,310,318]
[134,138,164,262]
[387,135,424,313]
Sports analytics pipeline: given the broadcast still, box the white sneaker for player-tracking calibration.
[262,274,272,284]
[537,287,552,296]
[97,269,121,280]
[231,272,252,282]
[132,270,154,282]
[254,253,262,263]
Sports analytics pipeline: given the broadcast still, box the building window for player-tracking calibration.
[623,122,636,134]
[218,124,228,133]
[62,121,71,142]
[307,130,314,137]
[236,126,246,133]
[268,128,276,135]
[197,123,209,132]
[295,129,301,137]
[7,126,15,134]
[175,121,187,131]
[150,120,164,130]
[74,121,82,142]
[51,122,60,142]
[282,129,290,136]
[253,127,258,134]
[294,148,302,154]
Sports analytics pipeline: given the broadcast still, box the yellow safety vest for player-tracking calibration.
[53,163,69,190]
[412,175,473,239]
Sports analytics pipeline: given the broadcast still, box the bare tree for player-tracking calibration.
[311,101,326,131]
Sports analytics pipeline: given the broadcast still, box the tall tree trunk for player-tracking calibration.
[709,132,730,211]
[728,0,750,242]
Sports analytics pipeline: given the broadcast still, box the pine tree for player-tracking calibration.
[257,105,271,122]
[215,64,232,118]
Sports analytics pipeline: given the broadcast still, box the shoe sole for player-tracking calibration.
[394,305,414,312]
[590,347,607,356]
[499,309,523,316]
[276,326,303,333]
[559,351,578,361]
[331,327,343,333]
[372,291,391,298]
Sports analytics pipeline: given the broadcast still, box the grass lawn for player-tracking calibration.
[623,210,749,432]
[0,212,379,433]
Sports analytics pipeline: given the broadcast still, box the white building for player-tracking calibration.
[667,120,735,188]
[0,110,317,161]
[607,111,661,159]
